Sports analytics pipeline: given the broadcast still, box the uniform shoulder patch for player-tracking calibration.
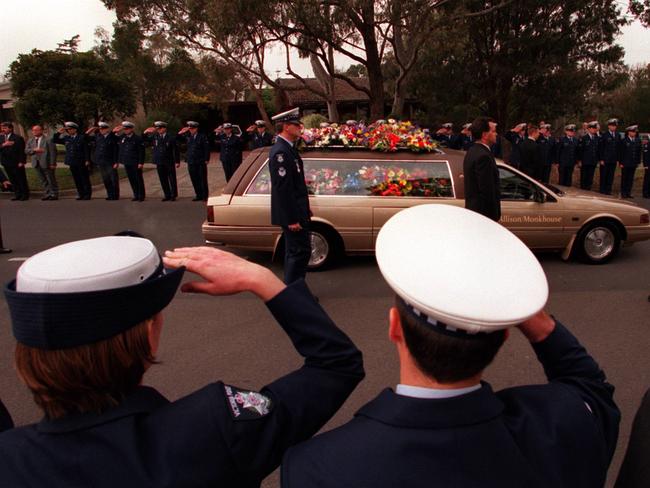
[223,384,273,420]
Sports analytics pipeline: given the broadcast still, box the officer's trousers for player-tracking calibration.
[620,166,637,197]
[188,163,208,199]
[69,164,91,199]
[125,165,145,200]
[283,224,311,285]
[541,165,552,185]
[643,167,650,198]
[599,164,616,194]
[559,165,574,186]
[157,164,177,199]
[98,164,119,200]
[4,164,29,199]
[580,165,596,191]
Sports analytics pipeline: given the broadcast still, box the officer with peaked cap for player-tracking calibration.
[434,122,460,149]
[0,235,363,486]
[214,122,245,182]
[619,125,642,198]
[53,121,92,199]
[246,120,274,150]
[504,122,527,168]
[86,122,120,200]
[578,121,600,191]
[459,123,474,150]
[599,118,621,195]
[177,121,210,201]
[558,124,580,186]
[282,204,620,488]
[113,121,146,201]
[538,123,558,185]
[143,121,180,201]
[269,108,311,284]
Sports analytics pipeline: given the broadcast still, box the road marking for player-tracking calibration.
[7,257,29,262]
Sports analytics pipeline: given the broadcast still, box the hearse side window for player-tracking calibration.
[245,159,454,197]
[499,167,537,201]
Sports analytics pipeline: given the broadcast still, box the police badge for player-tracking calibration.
[223,384,273,420]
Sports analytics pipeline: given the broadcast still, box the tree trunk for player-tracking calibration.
[246,81,273,132]
[310,52,339,122]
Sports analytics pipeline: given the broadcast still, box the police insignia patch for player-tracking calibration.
[223,384,272,420]
[277,154,284,163]
[278,167,286,177]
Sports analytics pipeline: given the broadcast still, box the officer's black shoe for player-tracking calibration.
[21,197,30,201]
[76,196,84,200]
[170,197,176,201]
[162,197,171,202]
[0,248,11,254]
[83,196,91,200]
[41,196,51,201]
[10,197,19,201]
[192,197,202,201]
[139,198,145,202]
[131,197,139,202]
[49,196,59,201]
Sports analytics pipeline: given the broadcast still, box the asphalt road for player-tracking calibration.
[0,171,649,487]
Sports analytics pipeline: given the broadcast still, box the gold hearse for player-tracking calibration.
[203,147,650,267]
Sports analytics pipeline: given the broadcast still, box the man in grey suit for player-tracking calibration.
[26,125,58,200]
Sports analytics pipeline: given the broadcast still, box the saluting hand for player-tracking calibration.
[178,127,189,135]
[163,246,285,301]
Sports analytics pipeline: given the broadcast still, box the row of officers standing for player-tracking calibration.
[0,119,274,202]
[435,118,650,199]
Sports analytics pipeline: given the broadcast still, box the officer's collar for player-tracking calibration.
[356,382,503,429]
[277,134,296,148]
[36,386,169,434]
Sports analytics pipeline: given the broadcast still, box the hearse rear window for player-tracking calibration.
[247,159,454,198]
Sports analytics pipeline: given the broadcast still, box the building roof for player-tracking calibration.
[276,77,370,105]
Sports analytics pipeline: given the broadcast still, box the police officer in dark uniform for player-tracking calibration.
[0,235,364,486]
[86,122,120,200]
[177,121,210,201]
[247,120,274,150]
[643,136,649,199]
[113,121,145,201]
[578,121,600,191]
[459,123,474,150]
[143,121,180,201]
[537,123,557,185]
[433,123,460,149]
[558,124,580,186]
[214,122,245,182]
[283,205,619,488]
[504,123,526,168]
[270,108,312,285]
[619,125,642,198]
[599,118,621,195]
[53,122,91,200]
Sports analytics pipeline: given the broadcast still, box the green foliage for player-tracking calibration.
[301,113,328,128]
[630,0,650,27]
[9,49,135,127]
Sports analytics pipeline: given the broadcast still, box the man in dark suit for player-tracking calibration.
[463,117,501,222]
[537,123,557,184]
[143,121,180,201]
[599,118,621,195]
[113,121,145,201]
[270,108,312,284]
[578,121,600,191]
[86,122,120,200]
[282,205,620,488]
[519,123,543,181]
[0,121,29,201]
[558,124,581,186]
[177,121,210,201]
[53,122,91,200]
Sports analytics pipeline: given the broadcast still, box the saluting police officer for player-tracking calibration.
[0,234,364,486]
[143,121,180,201]
[247,120,274,150]
[270,108,312,285]
[86,122,120,200]
[53,122,91,200]
[619,125,642,199]
[504,123,527,169]
[434,123,460,149]
[113,121,145,202]
[177,121,210,201]
[459,123,474,150]
[282,205,620,488]
[578,121,600,191]
[558,124,580,186]
[599,118,621,195]
[214,122,245,183]
[537,123,558,185]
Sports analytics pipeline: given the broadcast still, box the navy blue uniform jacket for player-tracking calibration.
[620,136,642,168]
[144,133,180,166]
[580,134,600,167]
[53,133,87,166]
[600,131,621,165]
[538,135,557,166]
[282,322,620,488]
[250,131,274,150]
[270,137,311,227]
[463,143,501,222]
[179,133,210,165]
[117,133,145,166]
[90,133,118,166]
[215,133,244,165]
[558,136,581,167]
[0,280,364,487]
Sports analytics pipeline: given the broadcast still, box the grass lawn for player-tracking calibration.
[26,167,128,192]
